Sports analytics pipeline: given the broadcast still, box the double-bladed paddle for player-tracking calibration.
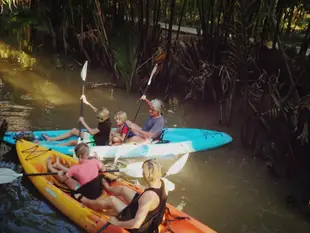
[0,163,144,185]
[95,152,190,233]
[122,152,190,191]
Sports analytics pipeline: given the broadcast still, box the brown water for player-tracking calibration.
[0,41,310,233]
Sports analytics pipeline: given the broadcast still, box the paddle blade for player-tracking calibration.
[0,168,22,184]
[165,153,189,177]
[147,64,158,86]
[121,162,144,178]
[81,61,88,81]
[162,177,175,192]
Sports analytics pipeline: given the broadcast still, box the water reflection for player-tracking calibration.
[0,41,36,70]
[0,41,76,106]
[0,42,310,233]
[0,160,82,233]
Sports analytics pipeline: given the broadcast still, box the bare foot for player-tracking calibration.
[47,156,54,170]
[47,156,53,166]
[101,178,109,187]
[104,209,118,216]
[53,157,62,169]
[42,133,52,141]
[74,193,83,200]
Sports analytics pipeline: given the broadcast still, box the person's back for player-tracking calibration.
[47,143,105,200]
[72,158,168,231]
[67,159,101,186]
[92,108,112,146]
[120,179,167,233]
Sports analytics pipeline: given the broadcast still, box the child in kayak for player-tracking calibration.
[74,158,168,233]
[109,111,135,145]
[47,142,106,199]
[42,95,111,146]
[125,95,165,144]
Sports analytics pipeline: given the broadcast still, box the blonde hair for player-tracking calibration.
[97,107,110,122]
[74,143,89,158]
[142,159,162,184]
[114,111,127,122]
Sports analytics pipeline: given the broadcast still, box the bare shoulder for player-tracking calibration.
[139,190,159,203]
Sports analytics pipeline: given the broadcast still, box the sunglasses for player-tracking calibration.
[96,116,104,121]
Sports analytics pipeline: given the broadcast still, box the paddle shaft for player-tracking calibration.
[123,65,157,143]
[79,84,85,139]
[124,84,150,140]
[24,172,58,177]
[23,169,121,177]
[133,84,151,123]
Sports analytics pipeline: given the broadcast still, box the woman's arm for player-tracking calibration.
[108,191,156,229]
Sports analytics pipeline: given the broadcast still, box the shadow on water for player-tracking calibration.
[0,150,82,233]
[0,41,84,233]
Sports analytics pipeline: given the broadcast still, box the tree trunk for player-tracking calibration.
[175,0,187,41]
[209,0,215,61]
[113,0,117,28]
[298,19,310,58]
[286,6,294,37]
[197,0,208,49]
[164,0,176,87]
[146,0,150,32]
[140,0,144,27]
[273,3,283,49]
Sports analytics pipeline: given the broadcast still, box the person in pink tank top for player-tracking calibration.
[47,143,106,198]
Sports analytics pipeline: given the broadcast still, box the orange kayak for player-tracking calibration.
[16,139,216,233]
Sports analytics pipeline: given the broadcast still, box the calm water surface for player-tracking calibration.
[0,42,310,233]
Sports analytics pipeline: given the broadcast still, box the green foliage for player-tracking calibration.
[110,23,140,91]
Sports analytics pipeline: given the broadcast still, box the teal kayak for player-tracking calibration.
[3,128,232,159]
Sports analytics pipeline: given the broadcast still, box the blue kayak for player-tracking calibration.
[3,128,232,159]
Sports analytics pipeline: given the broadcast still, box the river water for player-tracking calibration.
[0,41,310,233]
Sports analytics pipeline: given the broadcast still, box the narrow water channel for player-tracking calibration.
[0,41,309,233]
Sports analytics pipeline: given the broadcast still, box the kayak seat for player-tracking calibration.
[34,163,46,173]
[13,131,35,142]
[151,129,170,144]
[0,118,8,144]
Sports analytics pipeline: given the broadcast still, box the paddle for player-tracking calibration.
[0,168,59,184]
[0,166,143,185]
[110,143,132,170]
[123,64,158,143]
[79,61,88,140]
[95,152,189,233]
[122,153,189,191]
